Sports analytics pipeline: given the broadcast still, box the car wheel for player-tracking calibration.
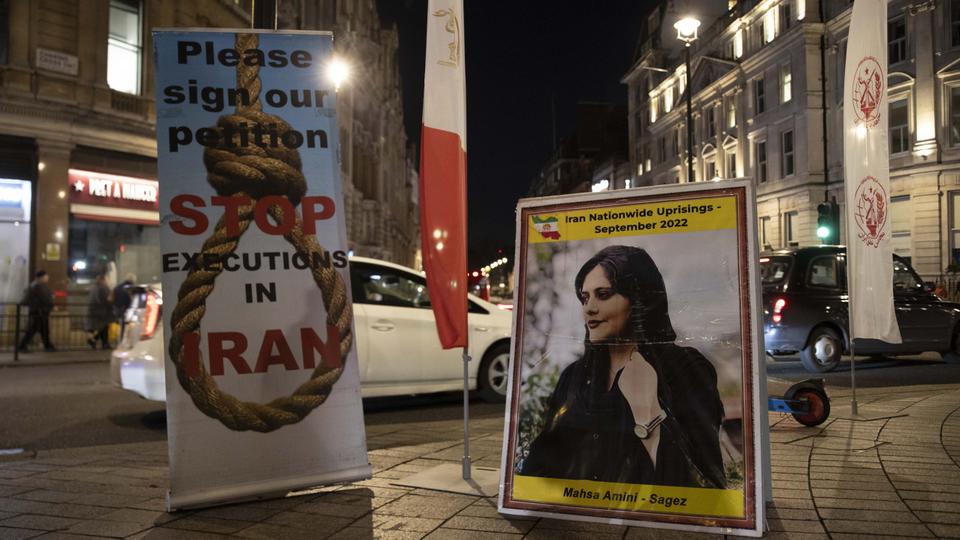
[478,343,510,403]
[791,387,831,427]
[800,327,843,373]
[944,325,960,364]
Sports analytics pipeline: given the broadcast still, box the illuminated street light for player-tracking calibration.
[327,57,350,91]
[674,16,700,183]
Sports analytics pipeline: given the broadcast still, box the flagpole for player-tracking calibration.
[849,284,858,415]
[462,348,472,480]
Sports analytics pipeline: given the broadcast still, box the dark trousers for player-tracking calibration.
[89,325,110,349]
[19,312,53,349]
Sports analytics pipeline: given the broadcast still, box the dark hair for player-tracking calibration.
[35,270,47,278]
[574,245,676,344]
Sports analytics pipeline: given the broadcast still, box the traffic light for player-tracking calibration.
[816,201,839,245]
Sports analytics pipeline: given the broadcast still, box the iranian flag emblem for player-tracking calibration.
[532,215,561,240]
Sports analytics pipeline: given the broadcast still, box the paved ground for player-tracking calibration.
[0,381,958,538]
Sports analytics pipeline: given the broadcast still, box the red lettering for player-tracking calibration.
[183,331,202,377]
[254,196,296,235]
[300,325,341,369]
[170,194,208,235]
[255,329,299,372]
[301,196,336,234]
[212,195,252,236]
[209,332,251,375]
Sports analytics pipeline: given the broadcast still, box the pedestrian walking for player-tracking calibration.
[87,273,113,350]
[112,273,136,341]
[17,270,55,352]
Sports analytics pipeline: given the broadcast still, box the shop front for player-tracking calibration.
[67,168,160,287]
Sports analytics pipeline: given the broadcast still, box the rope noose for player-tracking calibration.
[167,33,352,433]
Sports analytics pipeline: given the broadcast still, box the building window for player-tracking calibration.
[781,130,795,177]
[673,127,681,156]
[706,107,716,138]
[0,0,8,65]
[784,211,798,246]
[108,0,142,95]
[890,98,909,154]
[664,86,674,113]
[890,195,911,260]
[756,140,768,183]
[727,149,737,178]
[650,98,658,123]
[780,1,793,31]
[754,78,766,115]
[706,159,717,180]
[658,137,667,163]
[780,64,792,104]
[952,87,960,145]
[951,192,960,268]
[889,17,906,64]
[953,0,960,48]
[733,29,744,58]
[727,97,737,128]
[759,216,771,248]
[764,9,777,44]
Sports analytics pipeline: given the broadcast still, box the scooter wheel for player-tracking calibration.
[791,388,830,427]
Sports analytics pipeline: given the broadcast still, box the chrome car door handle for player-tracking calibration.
[371,320,395,331]
[473,326,489,332]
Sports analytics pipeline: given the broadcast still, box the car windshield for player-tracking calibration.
[759,257,791,284]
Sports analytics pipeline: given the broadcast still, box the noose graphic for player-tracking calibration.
[167,33,352,433]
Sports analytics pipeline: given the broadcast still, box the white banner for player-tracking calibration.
[154,29,370,509]
[842,0,902,344]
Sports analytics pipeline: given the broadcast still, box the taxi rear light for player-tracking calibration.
[772,297,787,324]
[141,291,161,340]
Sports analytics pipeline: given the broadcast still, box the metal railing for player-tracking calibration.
[0,301,117,356]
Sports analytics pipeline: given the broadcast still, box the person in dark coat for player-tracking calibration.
[87,273,113,349]
[112,273,136,341]
[18,270,55,352]
[520,245,727,489]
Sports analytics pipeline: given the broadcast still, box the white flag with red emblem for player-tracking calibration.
[843,0,902,343]
[420,0,468,348]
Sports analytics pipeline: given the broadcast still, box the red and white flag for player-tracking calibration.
[420,0,468,349]
[843,0,902,343]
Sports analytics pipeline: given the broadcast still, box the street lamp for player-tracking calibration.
[674,16,700,183]
[326,56,350,92]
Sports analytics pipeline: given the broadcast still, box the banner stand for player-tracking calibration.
[392,350,501,497]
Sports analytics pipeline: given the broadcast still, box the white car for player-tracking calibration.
[110,257,513,403]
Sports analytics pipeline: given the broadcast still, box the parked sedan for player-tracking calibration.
[110,257,513,402]
[761,246,960,372]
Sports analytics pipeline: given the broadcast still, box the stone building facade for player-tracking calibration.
[624,0,960,282]
[0,0,418,304]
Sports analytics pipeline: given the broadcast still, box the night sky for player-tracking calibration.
[376,1,654,268]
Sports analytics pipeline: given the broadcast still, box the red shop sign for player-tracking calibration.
[68,169,159,211]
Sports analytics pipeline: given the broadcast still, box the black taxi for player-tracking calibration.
[760,246,960,372]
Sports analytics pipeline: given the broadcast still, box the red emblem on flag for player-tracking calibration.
[854,176,887,247]
[852,56,884,127]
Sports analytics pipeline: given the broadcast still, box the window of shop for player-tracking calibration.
[0,179,32,303]
[68,219,160,285]
[889,17,906,65]
[107,0,142,94]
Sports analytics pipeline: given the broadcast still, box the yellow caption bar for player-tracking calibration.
[512,475,745,518]
[529,196,737,243]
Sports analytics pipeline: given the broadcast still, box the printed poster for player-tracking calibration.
[499,181,764,537]
[154,29,370,509]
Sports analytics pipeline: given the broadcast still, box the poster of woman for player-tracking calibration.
[499,181,764,537]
